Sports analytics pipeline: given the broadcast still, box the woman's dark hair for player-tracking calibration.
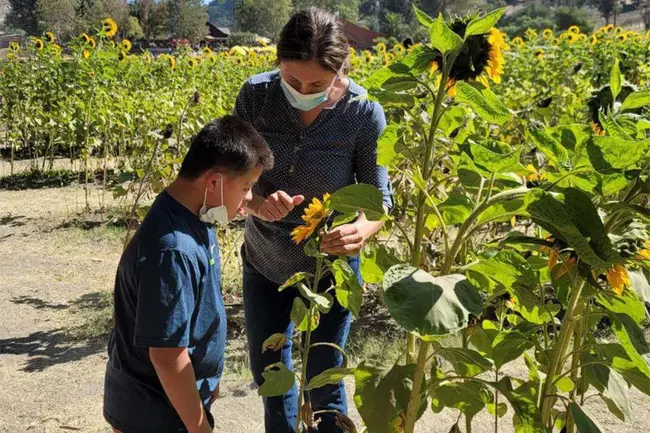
[277,7,351,74]
[179,116,273,179]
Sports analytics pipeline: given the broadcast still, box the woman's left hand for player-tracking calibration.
[320,224,366,256]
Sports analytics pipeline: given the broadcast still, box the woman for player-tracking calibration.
[235,8,392,433]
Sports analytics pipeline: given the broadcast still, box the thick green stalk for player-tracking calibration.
[540,280,585,425]
[565,316,585,433]
[403,341,430,433]
[295,256,324,433]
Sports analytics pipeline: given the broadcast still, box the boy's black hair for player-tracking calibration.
[179,115,273,179]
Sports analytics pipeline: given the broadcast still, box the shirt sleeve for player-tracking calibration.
[134,249,199,348]
[234,79,252,122]
[355,102,394,211]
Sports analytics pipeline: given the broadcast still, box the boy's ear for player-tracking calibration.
[205,171,224,192]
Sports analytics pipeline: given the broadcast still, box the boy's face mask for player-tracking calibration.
[199,174,228,225]
[280,73,339,112]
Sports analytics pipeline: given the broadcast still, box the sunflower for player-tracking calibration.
[103,18,118,38]
[143,52,153,64]
[83,49,91,59]
[52,44,61,55]
[579,34,588,42]
[591,122,606,136]
[511,36,524,47]
[121,39,132,52]
[634,35,643,43]
[376,42,387,53]
[9,42,20,51]
[525,164,547,186]
[615,26,623,34]
[542,28,554,40]
[203,47,213,55]
[618,33,628,42]
[525,28,538,41]
[188,57,199,68]
[118,50,127,61]
[291,193,331,244]
[604,24,614,33]
[168,55,176,70]
[607,265,630,295]
[568,25,580,34]
[638,241,650,260]
[588,84,637,134]
[428,19,508,96]
[535,49,544,59]
[393,43,405,56]
[32,37,44,50]
[591,34,598,46]
[45,32,55,44]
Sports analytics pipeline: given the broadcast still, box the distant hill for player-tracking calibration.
[208,0,235,29]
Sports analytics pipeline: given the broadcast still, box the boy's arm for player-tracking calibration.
[150,347,212,433]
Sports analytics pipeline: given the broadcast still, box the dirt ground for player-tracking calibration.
[2,176,650,432]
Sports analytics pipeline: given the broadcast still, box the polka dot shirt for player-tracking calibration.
[234,71,393,284]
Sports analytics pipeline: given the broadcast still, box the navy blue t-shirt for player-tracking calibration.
[104,190,226,433]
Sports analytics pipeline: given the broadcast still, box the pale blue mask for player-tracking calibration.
[280,76,335,112]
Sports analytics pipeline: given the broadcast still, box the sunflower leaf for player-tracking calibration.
[456,81,511,125]
[465,8,506,38]
[621,89,650,111]
[329,184,387,221]
[429,14,464,54]
[611,59,622,101]
[413,5,435,28]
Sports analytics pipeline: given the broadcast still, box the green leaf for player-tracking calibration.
[383,76,419,92]
[487,402,508,418]
[596,290,645,324]
[262,333,288,353]
[588,136,650,171]
[611,313,650,375]
[465,8,506,37]
[570,402,604,433]
[360,246,399,285]
[512,287,561,325]
[297,283,333,314]
[329,184,387,221]
[528,127,570,170]
[469,320,499,359]
[477,197,527,225]
[582,355,632,421]
[367,89,416,108]
[469,250,538,291]
[469,141,521,173]
[621,89,650,111]
[377,124,400,166]
[291,297,319,332]
[494,379,547,433]
[402,44,438,75]
[428,193,474,228]
[258,362,295,397]
[354,362,420,433]
[611,59,622,101]
[332,213,357,228]
[436,346,493,377]
[279,272,313,292]
[594,343,650,394]
[492,331,534,368]
[628,269,650,305]
[556,376,575,393]
[304,367,355,391]
[332,259,363,318]
[363,63,414,90]
[429,14,464,54]
[456,81,511,125]
[431,381,491,420]
[526,189,611,268]
[383,266,483,338]
[439,106,468,137]
[413,5,435,28]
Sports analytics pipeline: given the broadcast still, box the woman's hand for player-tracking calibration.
[320,224,367,256]
[245,191,304,222]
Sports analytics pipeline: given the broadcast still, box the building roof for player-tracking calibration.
[206,21,231,37]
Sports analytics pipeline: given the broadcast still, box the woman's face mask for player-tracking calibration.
[280,76,337,112]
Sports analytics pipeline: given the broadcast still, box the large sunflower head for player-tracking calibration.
[103,18,118,38]
[291,193,331,244]
[429,17,508,92]
[45,32,55,44]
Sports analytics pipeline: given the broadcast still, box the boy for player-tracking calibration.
[104,116,273,433]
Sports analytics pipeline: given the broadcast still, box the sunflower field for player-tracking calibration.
[3,7,650,433]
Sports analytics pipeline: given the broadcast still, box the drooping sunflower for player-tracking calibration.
[32,37,44,51]
[52,44,62,55]
[535,49,544,59]
[291,193,331,244]
[428,18,509,95]
[542,28,554,40]
[587,84,638,135]
[122,39,132,52]
[375,42,387,53]
[393,43,405,56]
[45,32,55,44]
[103,18,118,38]
[607,264,630,295]
[118,50,127,61]
[568,25,580,34]
[511,36,524,47]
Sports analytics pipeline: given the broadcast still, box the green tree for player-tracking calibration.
[126,15,144,39]
[235,0,292,39]
[132,0,168,41]
[590,0,619,25]
[167,0,208,42]
[6,0,39,34]
[77,0,130,37]
[37,0,77,39]
[293,0,361,23]
[383,11,405,38]
[554,6,593,32]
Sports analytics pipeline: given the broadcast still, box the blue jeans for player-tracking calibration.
[243,253,360,433]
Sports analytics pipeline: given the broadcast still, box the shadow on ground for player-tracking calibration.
[0,214,29,228]
[1,292,113,372]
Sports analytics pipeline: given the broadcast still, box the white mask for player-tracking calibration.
[199,174,229,225]
[280,77,334,111]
